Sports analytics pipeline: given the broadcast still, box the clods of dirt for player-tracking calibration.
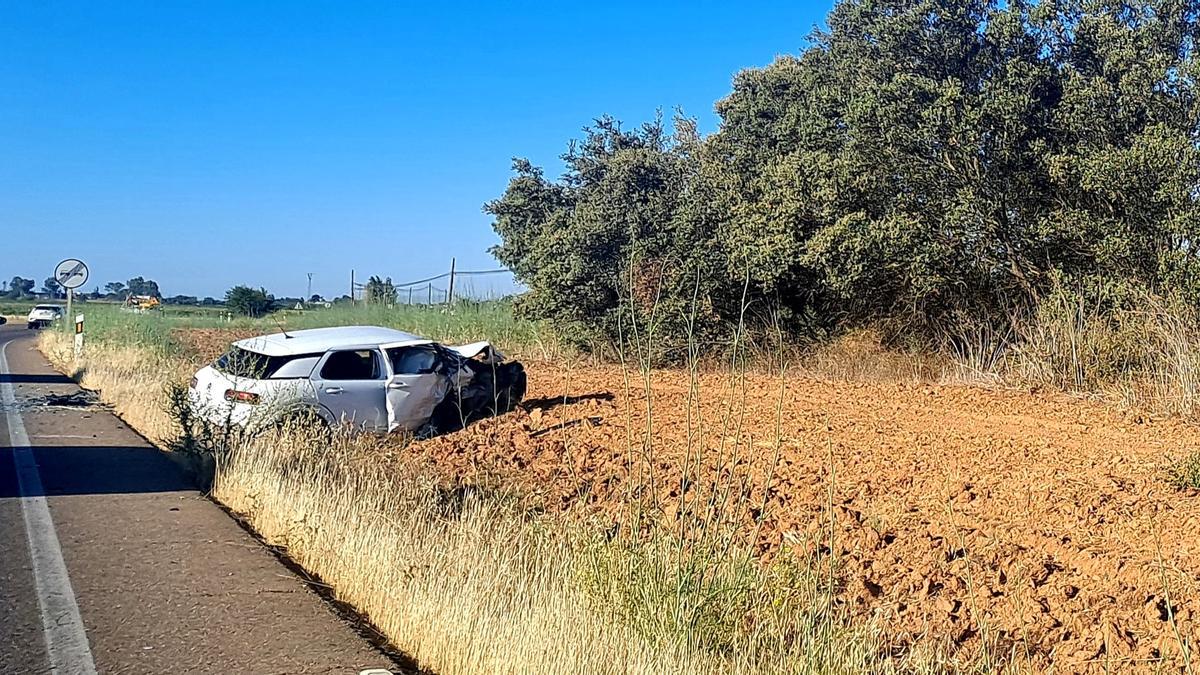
[404,363,1200,671]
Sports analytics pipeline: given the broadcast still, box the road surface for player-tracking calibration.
[0,325,403,674]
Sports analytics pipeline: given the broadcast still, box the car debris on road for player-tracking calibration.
[189,325,526,436]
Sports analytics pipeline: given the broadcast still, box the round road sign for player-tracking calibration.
[54,259,89,290]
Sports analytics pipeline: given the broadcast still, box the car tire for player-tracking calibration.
[491,362,527,415]
[275,407,331,434]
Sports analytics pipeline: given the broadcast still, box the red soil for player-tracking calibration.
[412,362,1200,671]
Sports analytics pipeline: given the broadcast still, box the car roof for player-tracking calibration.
[233,325,430,357]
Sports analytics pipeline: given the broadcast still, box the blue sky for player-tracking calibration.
[1,1,828,299]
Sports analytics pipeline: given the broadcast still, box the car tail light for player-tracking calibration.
[189,376,198,389]
[224,389,261,405]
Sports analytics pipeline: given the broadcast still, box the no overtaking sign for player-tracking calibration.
[54,259,89,290]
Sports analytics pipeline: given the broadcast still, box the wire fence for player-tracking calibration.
[350,260,513,305]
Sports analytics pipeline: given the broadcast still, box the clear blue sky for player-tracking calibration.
[1,1,828,299]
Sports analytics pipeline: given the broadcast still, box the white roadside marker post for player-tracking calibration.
[74,314,84,360]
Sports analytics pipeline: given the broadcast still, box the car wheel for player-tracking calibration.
[275,408,331,437]
[491,362,527,414]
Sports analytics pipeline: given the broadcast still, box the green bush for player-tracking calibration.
[1169,452,1200,490]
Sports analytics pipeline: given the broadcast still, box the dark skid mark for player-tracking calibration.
[34,391,100,409]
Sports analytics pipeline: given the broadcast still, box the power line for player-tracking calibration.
[389,268,509,288]
[393,272,451,288]
[455,268,509,276]
[351,264,513,304]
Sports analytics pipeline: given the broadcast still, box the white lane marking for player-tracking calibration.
[1,338,97,674]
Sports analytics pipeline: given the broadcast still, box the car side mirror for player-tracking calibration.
[0,317,6,325]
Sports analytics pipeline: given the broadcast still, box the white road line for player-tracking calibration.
[1,338,97,675]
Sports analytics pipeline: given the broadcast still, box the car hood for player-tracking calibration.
[449,341,506,364]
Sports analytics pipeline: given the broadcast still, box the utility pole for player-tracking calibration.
[350,269,355,305]
[427,283,432,305]
[306,273,313,301]
[447,257,456,306]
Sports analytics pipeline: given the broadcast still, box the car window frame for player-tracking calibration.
[385,345,445,377]
[315,348,385,382]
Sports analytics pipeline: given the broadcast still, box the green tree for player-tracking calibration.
[490,0,1200,352]
[7,277,34,299]
[364,276,397,305]
[488,115,719,356]
[225,286,273,317]
[42,277,61,299]
[126,276,161,298]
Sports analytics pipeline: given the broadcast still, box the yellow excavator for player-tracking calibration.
[123,294,161,312]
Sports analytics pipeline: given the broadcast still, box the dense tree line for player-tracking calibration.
[488,0,1200,355]
[3,275,162,300]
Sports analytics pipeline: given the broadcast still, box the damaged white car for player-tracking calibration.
[188,326,526,434]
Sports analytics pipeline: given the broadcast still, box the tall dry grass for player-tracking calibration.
[1011,285,1200,416]
[795,284,1200,421]
[39,325,905,674]
[208,426,889,675]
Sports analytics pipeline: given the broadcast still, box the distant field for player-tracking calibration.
[64,300,556,362]
[0,299,38,316]
[0,298,127,317]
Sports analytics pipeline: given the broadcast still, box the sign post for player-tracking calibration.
[53,259,89,336]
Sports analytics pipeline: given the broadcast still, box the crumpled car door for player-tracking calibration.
[380,342,459,433]
[385,373,448,432]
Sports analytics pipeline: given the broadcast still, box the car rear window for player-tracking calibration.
[214,347,322,379]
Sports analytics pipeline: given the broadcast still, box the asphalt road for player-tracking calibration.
[0,325,401,675]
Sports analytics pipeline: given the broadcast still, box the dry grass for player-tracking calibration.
[799,328,1004,388]
[211,427,890,675]
[1011,286,1200,417]
[38,329,907,675]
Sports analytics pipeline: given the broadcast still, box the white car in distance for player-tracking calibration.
[27,304,65,329]
[189,325,526,434]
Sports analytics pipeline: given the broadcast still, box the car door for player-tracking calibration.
[311,348,387,430]
[380,343,452,432]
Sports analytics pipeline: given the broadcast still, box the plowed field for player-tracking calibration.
[178,329,1200,670]
[415,366,1200,670]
